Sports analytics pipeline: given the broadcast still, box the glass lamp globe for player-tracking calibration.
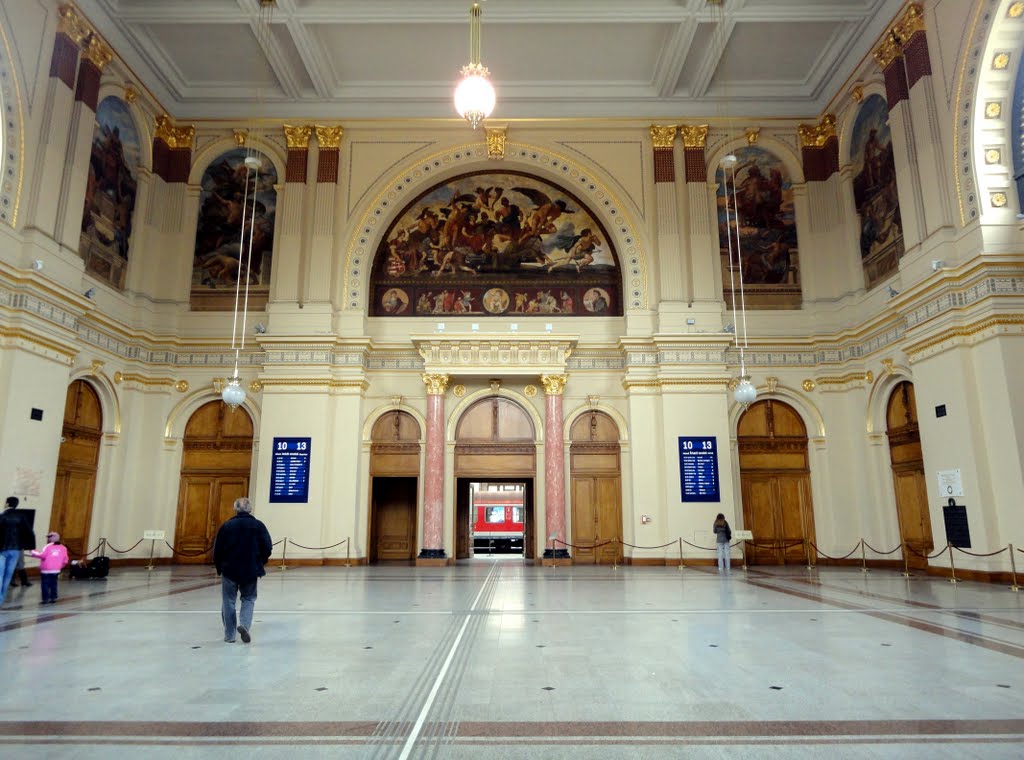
[733,377,757,405]
[454,64,495,129]
[222,378,246,409]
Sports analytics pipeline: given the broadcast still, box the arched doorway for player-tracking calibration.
[50,380,103,558]
[886,381,933,569]
[738,399,816,565]
[453,396,536,561]
[174,401,254,563]
[569,410,622,565]
[368,410,421,563]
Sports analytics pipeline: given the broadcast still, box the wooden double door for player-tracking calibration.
[175,401,254,563]
[370,477,418,562]
[569,411,622,565]
[738,400,816,565]
[50,380,103,558]
[886,381,933,568]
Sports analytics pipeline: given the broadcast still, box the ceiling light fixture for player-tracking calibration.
[454,2,495,129]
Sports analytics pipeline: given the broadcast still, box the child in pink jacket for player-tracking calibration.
[30,532,70,604]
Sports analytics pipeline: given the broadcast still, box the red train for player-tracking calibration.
[472,492,524,554]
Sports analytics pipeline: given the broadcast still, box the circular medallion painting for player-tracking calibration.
[380,287,410,314]
[583,287,611,313]
[482,288,510,314]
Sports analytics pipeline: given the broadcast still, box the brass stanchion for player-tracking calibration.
[612,538,620,570]
[741,540,748,572]
[804,538,814,570]
[280,537,288,571]
[1009,544,1020,592]
[860,538,869,573]
[146,538,156,571]
[100,537,108,558]
[345,538,352,568]
[900,541,912,577]
[947,542,959,583]
[677,537,684,571]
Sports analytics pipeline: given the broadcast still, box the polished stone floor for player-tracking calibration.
[1,560,1023,758]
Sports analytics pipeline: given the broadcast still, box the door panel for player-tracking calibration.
[595,476,622,565]
[372,477,417,561]
[886,381,934,570]
[743,475,780,564]
[571,477,597,564]
[570,476,621,565]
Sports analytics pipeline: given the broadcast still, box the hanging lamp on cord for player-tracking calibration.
[710,0,756,408]
[223,0,275,410]
[454,2,496,128]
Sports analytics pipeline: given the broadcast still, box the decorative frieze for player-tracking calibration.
[413,333,578,376]
[485,126,507,160]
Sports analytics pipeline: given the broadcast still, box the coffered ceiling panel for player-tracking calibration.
[77,0,907,120]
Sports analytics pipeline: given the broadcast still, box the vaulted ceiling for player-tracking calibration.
[77,0,905,121]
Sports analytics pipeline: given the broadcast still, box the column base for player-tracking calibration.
[416,548,448,567]
[542,548,571,560]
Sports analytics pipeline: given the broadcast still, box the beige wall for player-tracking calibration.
[0,0,1022,574]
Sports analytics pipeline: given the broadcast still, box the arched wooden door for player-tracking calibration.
[886,381,933,568]
[368,410,421,563]
[174,401,254,563]
[738,399,815,565]
[50,380,103,558]
[569,410,622,565]
[454,396,536,561]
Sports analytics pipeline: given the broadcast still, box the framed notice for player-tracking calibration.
[269,437,311,503]
[678,436,720,502]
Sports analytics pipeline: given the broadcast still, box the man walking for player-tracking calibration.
[212,497,272,644]
[1,496,36,604]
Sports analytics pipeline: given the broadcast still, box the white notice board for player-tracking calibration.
[936,469,964,498]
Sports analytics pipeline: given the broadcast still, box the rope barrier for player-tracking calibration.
[619,539,678,550]
[554,538,615,550]
[810,541,862,561]
[163,540,214,558]
[951,545,1008,558]
[272,539,285,546]
[861,540,902,556]
[105,538,144,554]
[80,541,105,559]
[286,538,349,552]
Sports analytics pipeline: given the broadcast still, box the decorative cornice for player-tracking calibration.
[315,125,343,149]
[679,125,708,148]
[649,125,677,149]
[154,115,195,150]
[539,374,567,396]
[284,124,312,149]
[815,371,872,386]
[413,333,578,376]
[485,126,507,159]
[0,327,77,363]
[57,4,90,45]
[798,114,836,147]
[117,372,176,387]
[902,316,1024,359]
[82,36,113,69]
[422,373,450,395]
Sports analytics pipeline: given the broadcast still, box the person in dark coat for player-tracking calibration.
[1,496,36,603]
[212,497,272,644]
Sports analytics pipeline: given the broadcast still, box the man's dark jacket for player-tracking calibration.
[212,513,272,583]
[0,509,35,552]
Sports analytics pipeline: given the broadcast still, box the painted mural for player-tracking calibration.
[369,171,620,317]
[716,146,801,310]
[190,149,277,311]
[851,94,903,290]
[80,96,140,290]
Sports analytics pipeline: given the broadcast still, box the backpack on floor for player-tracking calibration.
[69,556,110,580]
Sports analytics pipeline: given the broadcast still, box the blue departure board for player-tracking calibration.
[269,437,311,503]
[678,436,720,502]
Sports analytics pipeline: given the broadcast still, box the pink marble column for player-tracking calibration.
[419,373,449,559]
[541,375,569,559]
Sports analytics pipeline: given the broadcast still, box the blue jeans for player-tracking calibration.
[716,542,731,572]
[221,576,258,640]
[0,549,21,601]
[40,573,59,603]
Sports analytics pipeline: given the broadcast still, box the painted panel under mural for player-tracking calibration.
[191,149,277,311]
[369,171,620,317]
[851,93,903,290]
[716,147,801,310]
[80,96,140,290]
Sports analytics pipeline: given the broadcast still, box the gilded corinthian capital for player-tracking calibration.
[797,113,836,147]
[422,373,450,395]
[649,125,677,148]
[679,125,709,148]
[154,115,195,150]
[57,5,91,45]
[315,125,343,149]
[284,125,312,149]
[82,36,113,69]
[540,374,567,396]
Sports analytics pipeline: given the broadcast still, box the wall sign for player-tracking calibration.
[942,499,971,548]
[936,468,964,498]
[678,436,720,502]
[269,437,311,503]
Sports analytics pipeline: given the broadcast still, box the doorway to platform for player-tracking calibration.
[455,479,533,560]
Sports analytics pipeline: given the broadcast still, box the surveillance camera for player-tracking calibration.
[30,260,44,271]
[253,322,267,334]
[887,286,899,298]
[84,288,96,299]
[931,260,943,271]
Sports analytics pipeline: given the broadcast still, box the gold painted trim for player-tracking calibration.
[679,125,708,148]
[992,52,1010,70]
[485,126,507,159]
[82,35,112,69]
[117,372,176,387]
[154,115,195,150]
[802,379,816,392]
[953,0,987,226]
[744,127,760,144]
[0,18,25,226]
[232,129,247,146]
[452,384,466,397]
[623,378,730,390]
[0,327,77,361]
[893,3,926,40]
[798,114,836,147]
[1010,2,1024,18]
[175,380,189,393]
[315,125,343,149]
[57,4,90,45]
[850,85,864,103]
[903,316,1024,356]
[284,124,312,149]
[873,34,902,69]
[257,378,369,390]
[249,379,263,393]
[649,125,677,149]
[815,371,871,385]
